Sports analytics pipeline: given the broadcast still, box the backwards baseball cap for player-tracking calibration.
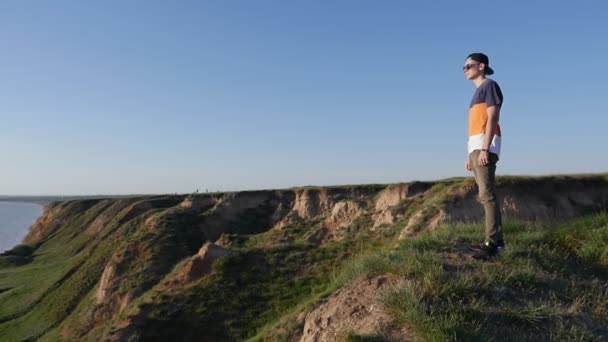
[467,52,494,75]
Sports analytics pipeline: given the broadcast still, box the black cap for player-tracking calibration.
[467,52,494,75]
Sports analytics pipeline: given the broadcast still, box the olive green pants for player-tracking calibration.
[469,150,503,244]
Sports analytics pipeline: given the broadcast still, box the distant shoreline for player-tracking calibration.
[0,197,53,207]
[0,201,45,253]
[0,195,147,207]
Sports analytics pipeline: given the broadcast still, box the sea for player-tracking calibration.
[0,202,44,253]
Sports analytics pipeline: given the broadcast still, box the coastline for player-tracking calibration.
[0,201,45,253]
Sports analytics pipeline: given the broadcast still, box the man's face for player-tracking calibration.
[463,58,484,80]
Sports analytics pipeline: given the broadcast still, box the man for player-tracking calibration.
[463,52,505,260]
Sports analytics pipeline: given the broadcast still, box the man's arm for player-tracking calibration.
[483,105,500,149]
[478,105,500,166]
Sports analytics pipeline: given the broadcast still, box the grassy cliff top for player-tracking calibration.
[0,173,607,341]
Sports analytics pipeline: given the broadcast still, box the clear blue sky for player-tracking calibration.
[1,1,607,195]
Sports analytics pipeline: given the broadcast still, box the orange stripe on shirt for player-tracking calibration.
[469,103,501,136]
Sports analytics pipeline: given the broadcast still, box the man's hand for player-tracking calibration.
[478,150,490,166]
[465,159,472,171]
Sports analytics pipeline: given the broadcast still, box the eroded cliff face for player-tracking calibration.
[399,176,608,239]
[4,174,607,342]
[23,200,99,245]
[23,206,60,245]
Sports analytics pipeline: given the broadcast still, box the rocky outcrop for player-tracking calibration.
[85,200,117,235]
[399,176,608,240]
[23,199,108,245]
[23,205,61,245]
[214,191,277,221]
[296,275,411,342]
[196,188,374,243]
[96,260,119,304]
[90,251,136,332]
[325,200,363,229]
[438,177,608,223]
[179,195,219,211]
[95,251,136,313]
[374,184,409,212]
[272,188,378,242]
[371,182,434,231]
[116,201,155,226]
[292,189,327,220]
[107,243,236,342]
[168,242,236,286]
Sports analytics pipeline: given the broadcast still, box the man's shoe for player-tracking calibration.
[469,240,505,252]
[472,241,500,260]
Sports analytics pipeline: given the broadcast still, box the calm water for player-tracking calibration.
[0,202,44,253]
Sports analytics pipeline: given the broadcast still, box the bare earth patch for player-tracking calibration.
[295,275,413,342]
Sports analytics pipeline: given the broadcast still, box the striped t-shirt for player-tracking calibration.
[468,78,503,156]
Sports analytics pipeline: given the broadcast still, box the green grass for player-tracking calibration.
[0,196,186,341]
[332,213,608,341]
[122,212,608,342]
[0,200,112,341]
[396,179,474,235]
[40,205,208,341]
[2,191,376,342]
[337,331,384,341]
[107,211,396,342]
[2,176,608,341]
[117,241,347,341]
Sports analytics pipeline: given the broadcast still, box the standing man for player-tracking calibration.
[463,52,505,260]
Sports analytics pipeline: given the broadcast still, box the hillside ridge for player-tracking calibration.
[1,173,607,341]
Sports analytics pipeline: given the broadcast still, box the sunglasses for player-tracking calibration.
[463,63,480,71]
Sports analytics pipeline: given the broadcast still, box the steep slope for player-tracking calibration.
[0,174,606,341]
[300,212,608,341]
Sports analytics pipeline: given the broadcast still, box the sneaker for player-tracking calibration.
[496,240,506,252]
[472,241,500,260]
[469,240,506,252]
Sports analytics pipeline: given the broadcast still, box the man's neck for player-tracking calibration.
[472,75,488,88]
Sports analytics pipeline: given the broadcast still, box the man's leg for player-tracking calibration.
[470,150,503,245]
